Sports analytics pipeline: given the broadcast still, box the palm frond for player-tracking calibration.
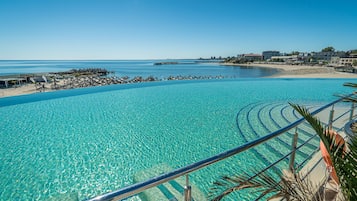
[208,169,324,201]
[208,171,280,201]
[271,173,323,201]
[335,82,357,103]
[334,93,357,103]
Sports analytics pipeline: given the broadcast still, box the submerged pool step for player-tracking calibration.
[133,164,205,201]
[236,102,320,170]
[236,103,279,167]
[168,180,184,196]
[46,192,79,201]
[256,103,311,160]
[265,103,320,152]
[157,184,178,201]
[268,104,319,150]
[246,103,287,159]
[255,103,315,163]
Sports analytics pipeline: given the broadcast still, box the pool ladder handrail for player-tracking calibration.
[87,95,355,201]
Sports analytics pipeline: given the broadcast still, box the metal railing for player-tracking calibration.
[87,96,355,201]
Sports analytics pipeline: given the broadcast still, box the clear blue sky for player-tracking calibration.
[0,0,356,59]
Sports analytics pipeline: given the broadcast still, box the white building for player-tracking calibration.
[339,57,357,66]
[329,56,357,67]
[329,57,340,66]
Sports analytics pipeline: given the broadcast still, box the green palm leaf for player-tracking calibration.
[208,169,324,201]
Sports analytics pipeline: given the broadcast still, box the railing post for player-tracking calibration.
[289,127,299,174]
[328,105,335,130]
[184,174,192,201]
[350,102,355,121]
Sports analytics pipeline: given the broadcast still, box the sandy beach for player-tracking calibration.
[224,63,357,78]
[0,83,54,98]
[2,63,357,98]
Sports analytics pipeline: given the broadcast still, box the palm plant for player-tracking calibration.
[291,104,357,200]
[208,168,324,201]
[209,102,357,200]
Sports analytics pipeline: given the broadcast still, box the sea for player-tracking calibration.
[0,60,279,78]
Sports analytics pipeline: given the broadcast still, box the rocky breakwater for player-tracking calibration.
[51,75,158,90]
[25,68,232,92]
[51,74,227,90]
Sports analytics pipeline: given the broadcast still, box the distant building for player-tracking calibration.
[297,52,313,63]
[242,54,262,62]
[329,57,340,66]
[312,51,346,61]
[262,51,280,60]
[329,56,357,67]
[271,55,298,64]
[339,57,357,66]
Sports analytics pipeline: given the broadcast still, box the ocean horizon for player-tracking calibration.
[0,59,279,78]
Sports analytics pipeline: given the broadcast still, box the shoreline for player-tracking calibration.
[222,62,357,78]
[2,64,357,98]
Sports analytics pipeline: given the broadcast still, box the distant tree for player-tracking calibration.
[309,57,317,63]
[224,57,236,63]
[350,50,357,54]
[322,46,335,52]
[291,51,300,55]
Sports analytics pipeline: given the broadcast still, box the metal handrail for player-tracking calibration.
[87,96,351,201]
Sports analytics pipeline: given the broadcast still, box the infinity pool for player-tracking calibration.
[0,78,355,200]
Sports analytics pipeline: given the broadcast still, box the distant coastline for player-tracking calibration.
[2,61,357,98]
[221,62,357,78]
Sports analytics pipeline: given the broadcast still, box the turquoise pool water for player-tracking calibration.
[0,78,356,200]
